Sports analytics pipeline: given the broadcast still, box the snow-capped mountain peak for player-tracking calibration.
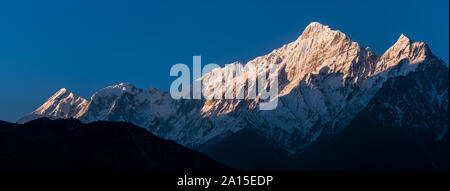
[33,88,87,116]
[17,88,88,124]
[91,83,139,99]
[298,22,342,40]
[374,33,430,75]
[52,88,69,98]
[397,33,412,43]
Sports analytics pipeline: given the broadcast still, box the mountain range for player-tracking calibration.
[16,22,449,170]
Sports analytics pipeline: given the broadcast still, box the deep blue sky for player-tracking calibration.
[0,0,448,122]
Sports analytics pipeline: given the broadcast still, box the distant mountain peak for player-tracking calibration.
[397,33,412,43]
[298,22,346,41]
[91,82,139,99]
[50,88,69,99]
[390,33,414,50]
[374,33,431,74]
[107,82,137,92]
[17,88,87,124]
[56,87,68,93]
[305,22,328,30]
[116,82,135,88]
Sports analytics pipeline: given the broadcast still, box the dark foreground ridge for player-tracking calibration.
[0,118,230,172]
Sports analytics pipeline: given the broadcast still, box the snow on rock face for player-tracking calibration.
[91,83,139,99]
[17,88,88,124]
[75,83,143,122]
[18,22,448,154]
[374,34,429,75]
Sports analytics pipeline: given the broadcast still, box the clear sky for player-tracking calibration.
[0,0,448,122]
